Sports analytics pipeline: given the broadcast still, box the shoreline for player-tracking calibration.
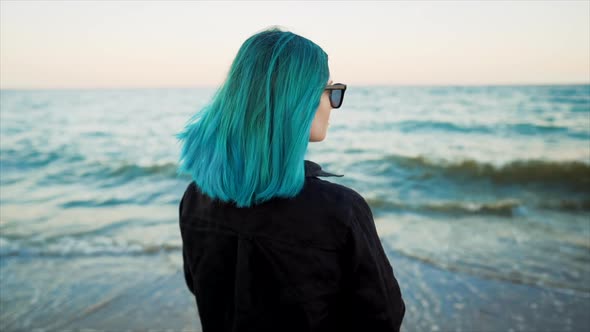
[2,250,589,332]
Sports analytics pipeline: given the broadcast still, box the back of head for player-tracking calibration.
[176,26,330,208]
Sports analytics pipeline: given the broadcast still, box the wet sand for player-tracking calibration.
[1,249,588,332]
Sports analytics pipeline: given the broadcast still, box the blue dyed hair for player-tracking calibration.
[176,26,330,208]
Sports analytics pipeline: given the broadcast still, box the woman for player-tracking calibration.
[176,26,405,332]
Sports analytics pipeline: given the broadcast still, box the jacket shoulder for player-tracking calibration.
[304,177,370,218]
[308,175,365,198]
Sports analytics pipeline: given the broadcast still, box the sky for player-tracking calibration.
[0,0,589,89]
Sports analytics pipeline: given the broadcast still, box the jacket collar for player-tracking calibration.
[304,160,344,178]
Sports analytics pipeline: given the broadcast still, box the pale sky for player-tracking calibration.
[1,0,588,89]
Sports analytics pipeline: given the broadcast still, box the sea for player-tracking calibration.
[1,84,589,331]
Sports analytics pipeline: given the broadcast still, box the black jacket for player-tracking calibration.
[179,160,405,332]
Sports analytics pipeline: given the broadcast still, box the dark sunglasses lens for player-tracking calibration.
[331,90,342,108]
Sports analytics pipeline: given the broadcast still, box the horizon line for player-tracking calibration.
[1,81,589,91]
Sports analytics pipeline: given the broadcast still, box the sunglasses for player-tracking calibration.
[324,83,347,109]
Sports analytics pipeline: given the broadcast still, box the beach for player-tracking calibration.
[2,246,589,331]
[1,84,589,331]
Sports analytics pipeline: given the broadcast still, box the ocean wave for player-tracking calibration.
[383,120,588,139]
[59,197,138,208]
[389,246,590,293]
[0,147,86,169]
[375,154,590,192]
[104,161,180,178]
[366,197,590,217]
[54,155,590,190]
[547,95,590,106]
[393,120,493,134]
[366,198,527,217]
[36,160,189,186]
[5,142,590,193]
[0,236,181,258]
[1,144,185,183]
[537,199,590,212]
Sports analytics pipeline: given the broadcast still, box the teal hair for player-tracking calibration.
[176,26,330,208]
